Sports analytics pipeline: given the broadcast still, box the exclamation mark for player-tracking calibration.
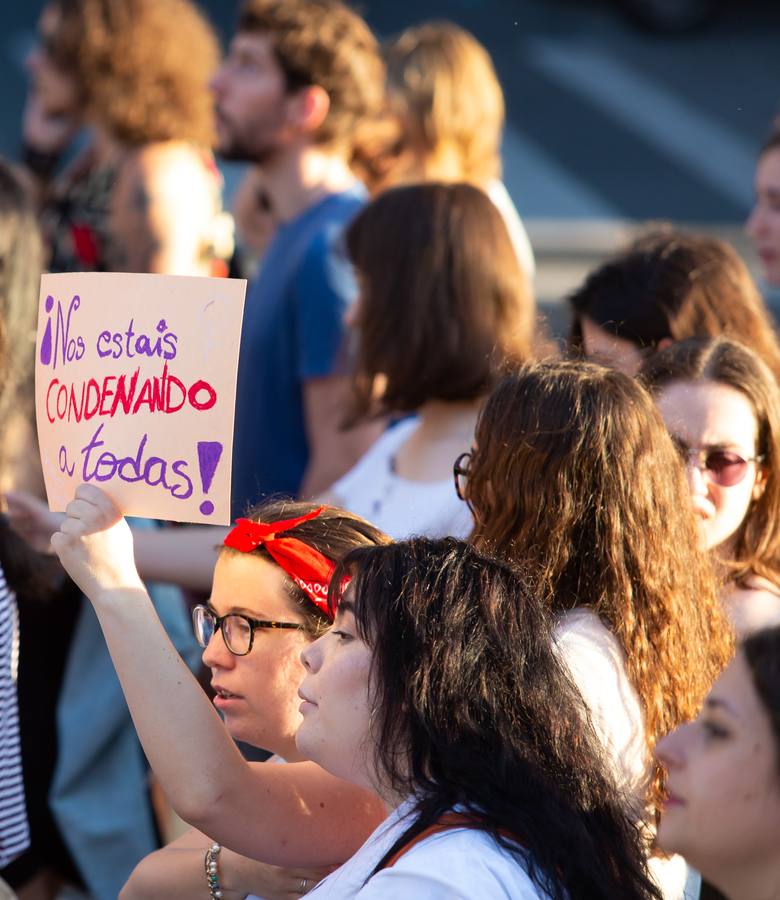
[197,441,223,515]
[40,295,54,365]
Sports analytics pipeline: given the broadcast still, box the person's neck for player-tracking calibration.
[414,399,482,439]
[711,856,780,900]
[260,143,357,223]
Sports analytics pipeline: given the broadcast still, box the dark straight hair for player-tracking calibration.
[743,624,780,773]
[344,182,537,422]
[568,228,780,382]
[330,537,663,900]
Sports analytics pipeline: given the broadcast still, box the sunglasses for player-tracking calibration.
[671,437,764,488]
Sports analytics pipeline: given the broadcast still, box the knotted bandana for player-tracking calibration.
[223,507,343,619]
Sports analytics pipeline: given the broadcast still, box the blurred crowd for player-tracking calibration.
[0,1,779,899]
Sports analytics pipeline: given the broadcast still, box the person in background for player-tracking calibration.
[0,161,44,498]
[22,0,229,278]
[655,624,780,900]
[376,21,535,280]
[322,182,541,539]
[746,122,780,299]
[215,0,388,513]
[642,338,780,636]
[0,160,39,889]
[568,228,780,381]
[459,360,734,898]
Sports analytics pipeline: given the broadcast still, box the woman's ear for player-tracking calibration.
[657,337,674,352]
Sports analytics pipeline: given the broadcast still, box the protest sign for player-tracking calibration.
[35,272,246,524]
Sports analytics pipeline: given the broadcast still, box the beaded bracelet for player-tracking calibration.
[204,842,222,899]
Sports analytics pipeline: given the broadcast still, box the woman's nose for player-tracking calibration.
[684,458,709,496]
[202,629,234,669]
[654,724,688,770]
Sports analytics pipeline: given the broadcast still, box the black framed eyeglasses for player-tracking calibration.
[192,604,304,657]
[453,451,472,502]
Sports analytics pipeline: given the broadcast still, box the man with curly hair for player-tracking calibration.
[212,0,387,514]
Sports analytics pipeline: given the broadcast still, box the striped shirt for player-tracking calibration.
[0,565,29,867]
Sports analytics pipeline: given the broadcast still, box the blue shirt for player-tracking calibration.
[231,185,366,517]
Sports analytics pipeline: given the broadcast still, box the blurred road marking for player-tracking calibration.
[503,125,620,219]
[524,40,754,208]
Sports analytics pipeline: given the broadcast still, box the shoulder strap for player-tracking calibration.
[382,813,484,869]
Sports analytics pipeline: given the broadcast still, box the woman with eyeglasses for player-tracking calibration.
[457,360,735,898]
[641,338,780,637]
[109,498,389,899]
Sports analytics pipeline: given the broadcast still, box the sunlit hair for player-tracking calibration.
[238,0,386,157]
[345,182,537,421]
[48,0,218,145]
[222,499,388,636]
[0,161,51,597]
[641,337,780,592]
[0,160,41,425]
[329,538,662,900]
[743,624,780,773]
[568,228,780,382]
[467,360,734,813]
[382,21,504,185]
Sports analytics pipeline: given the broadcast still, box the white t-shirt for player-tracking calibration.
[330,419,474,541]
[308,798,549,899]
[554,608,690,900]
[486,180,535,280]
[554,608,647,802]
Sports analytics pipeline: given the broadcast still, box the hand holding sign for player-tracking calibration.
[51,483,143,600]
[35,272,245,523]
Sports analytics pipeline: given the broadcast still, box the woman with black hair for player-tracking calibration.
[295,538,662,899]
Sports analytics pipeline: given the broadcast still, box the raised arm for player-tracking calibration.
[51,484,385,865]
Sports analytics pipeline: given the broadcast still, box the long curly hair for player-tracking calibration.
[48,0,218,146]
[467,360,735,813]
[330,538,663,900]
[641,337,780,592]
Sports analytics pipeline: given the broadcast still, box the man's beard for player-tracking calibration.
[215,120,284,166]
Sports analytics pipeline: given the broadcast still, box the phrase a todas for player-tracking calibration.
[45,364,216,424]
[68,423,195,500]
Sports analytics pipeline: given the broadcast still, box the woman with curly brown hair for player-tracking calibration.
[23,0,231,276]
[457,360,735,899]
[642,338,780,636]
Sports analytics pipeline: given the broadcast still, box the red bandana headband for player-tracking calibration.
[223,507,345,620]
